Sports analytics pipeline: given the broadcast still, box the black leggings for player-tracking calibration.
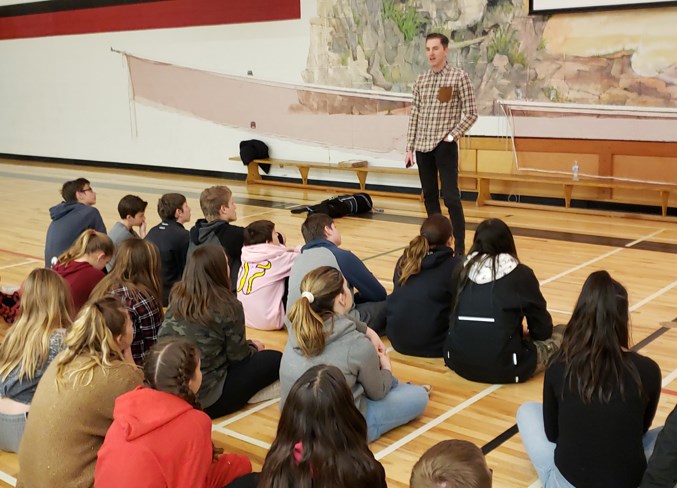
[204,350,282,419]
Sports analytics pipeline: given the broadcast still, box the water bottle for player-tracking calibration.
[572,161,580,181]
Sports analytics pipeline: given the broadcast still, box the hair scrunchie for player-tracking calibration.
[301,291,315,303]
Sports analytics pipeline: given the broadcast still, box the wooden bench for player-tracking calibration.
[474,172,676,217]
[229,156,418,192]
[230,157,676,217]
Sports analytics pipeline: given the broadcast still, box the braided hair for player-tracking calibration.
[142,338,223,459]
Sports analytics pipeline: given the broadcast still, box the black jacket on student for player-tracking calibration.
[145,220,189,306]
[641,404,677,488]
[386,246,461,358]
[444,257,553,384]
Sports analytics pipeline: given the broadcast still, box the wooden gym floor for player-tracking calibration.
[0,157,676,487]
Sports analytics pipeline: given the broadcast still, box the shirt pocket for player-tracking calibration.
[437,86,453,103]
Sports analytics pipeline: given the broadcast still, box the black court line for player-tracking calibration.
[2,169,676,255]
[481,324,673,455]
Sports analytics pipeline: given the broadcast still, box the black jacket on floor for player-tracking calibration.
[386,246,461,358]
[444,263,552,383]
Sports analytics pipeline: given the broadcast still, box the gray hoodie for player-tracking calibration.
[280,314,393,415]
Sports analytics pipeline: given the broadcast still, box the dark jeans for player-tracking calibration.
[416,140,465,255]
[355,300,387,336]
[204,350,282,419]
[226,473,259,488]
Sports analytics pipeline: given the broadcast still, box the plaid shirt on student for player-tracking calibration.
[406,63,478,153]
[109,285,162,365]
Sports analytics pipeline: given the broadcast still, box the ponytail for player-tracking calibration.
[288,267,345,357]
[58,229,114,265]
[397,235,429,285]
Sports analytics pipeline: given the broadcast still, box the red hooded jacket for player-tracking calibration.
[95,387,251,488]
[52,260,104,312]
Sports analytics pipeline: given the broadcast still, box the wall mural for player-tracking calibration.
[303,0,677,115]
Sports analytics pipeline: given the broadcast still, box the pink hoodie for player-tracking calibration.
[237,243,300,330]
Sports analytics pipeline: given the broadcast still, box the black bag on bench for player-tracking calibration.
[291,193,373,218]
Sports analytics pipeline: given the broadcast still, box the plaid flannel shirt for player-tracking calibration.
[406,63,478,153]
[110,285,162,365]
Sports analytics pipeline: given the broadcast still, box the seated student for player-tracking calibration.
[145,193,192,307]
[91,239,163,365]
[0,269,73,453]
[44,177,106,267]
[252,364,387,488]
[188,185,244,290]
[52,230,114,312]
[107,194,148,272]
[159,245,282,419]
[95,338,252,488]
[641,404,677,488]
[237,220,299,330]
[281,266,429,442]
[287,213,387,334]
[17,296,142,488]
[386,214,462,357]
[517,271,662,488]
[0,284,20,325]
[410,439,492,488]
[444,218,562,384]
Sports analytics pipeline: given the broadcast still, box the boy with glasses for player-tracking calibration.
[44,178,106,267]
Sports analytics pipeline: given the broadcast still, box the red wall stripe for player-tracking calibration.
[0,0,300,40]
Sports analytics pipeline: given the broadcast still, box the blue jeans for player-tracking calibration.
[517,402,662,488]
[365,378,429,443]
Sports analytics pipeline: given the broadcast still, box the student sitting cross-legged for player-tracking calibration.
[386,214,462,357]
[281,266,429,443]
[16,296,142,488]
[517,271,662,488]
[240,364,387,488]
[52,229,114,312]
[159,245,282,419]
[445,218,563,384]
[145,193,192,307]
[91,239,164,365]
[0,269,73,453]
[237,220,299,330]
[95,338,252,488]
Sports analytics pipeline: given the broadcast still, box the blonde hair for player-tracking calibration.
[398,214,452,285]
[410,440,492,488]
[54,296,132,390]
[57,229,114,265]
[0,269,73,382]
[91,239,163,314]
[287,266,345,357]
[199,185,232,221]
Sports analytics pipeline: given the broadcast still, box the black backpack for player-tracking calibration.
[291,193,373,218]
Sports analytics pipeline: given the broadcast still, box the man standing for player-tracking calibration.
[405,33,478,256]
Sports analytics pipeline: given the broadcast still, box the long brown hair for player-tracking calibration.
[0,269,73,381]
[57,229,114,265]
[168,245,239,325]
[287,267,345,357]
[91,239,163,317]
[398,214,452,285]
[258,365,385,488]
[556,270,642,404]
[54,296,133,390]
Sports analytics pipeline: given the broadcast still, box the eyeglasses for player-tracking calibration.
[79,187,95,193]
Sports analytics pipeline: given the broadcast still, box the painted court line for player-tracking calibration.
[214,426,272,450]
[0,248,42,261]
[0,259,40,270]
[0,470,16,487]
[528,479,542,488]
[661,367,677,388]
[540,229,664,287]
[216,398,280,427]
[630,279,677,312]
[374,384,502,461]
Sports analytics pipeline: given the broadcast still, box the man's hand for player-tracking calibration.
[445,133,455,142]
[405,150,415,168]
